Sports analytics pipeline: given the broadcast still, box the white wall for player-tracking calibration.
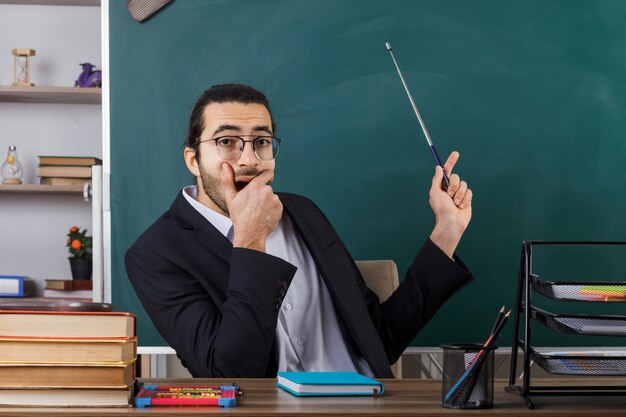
[0,4,101,295]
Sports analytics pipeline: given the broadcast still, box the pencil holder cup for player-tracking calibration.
[440,343,496,409]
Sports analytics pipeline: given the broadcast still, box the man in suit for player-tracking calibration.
[125,83,474,378]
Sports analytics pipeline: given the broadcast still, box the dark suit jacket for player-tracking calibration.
[125,191,473,378]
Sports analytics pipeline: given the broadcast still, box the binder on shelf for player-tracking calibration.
[0,276,31,298]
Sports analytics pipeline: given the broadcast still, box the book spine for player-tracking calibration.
[44,289,93,299]
[0,310,135,317]
[45,280,93,290]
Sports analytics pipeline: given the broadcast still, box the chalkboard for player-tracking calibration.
[110,0,626,348]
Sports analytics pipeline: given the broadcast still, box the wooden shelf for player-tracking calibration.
[0,184,84,194]
[0,0,99,6]
[0,86,101,104]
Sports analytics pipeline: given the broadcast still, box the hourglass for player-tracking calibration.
[12,48,36,87]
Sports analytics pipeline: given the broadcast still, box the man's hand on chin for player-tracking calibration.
[222,163,283,252]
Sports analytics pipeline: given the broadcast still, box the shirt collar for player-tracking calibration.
[182,185,232,239]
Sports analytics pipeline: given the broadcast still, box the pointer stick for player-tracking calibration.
[385,42,450,189]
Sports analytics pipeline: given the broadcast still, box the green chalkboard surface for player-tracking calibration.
[110,0,626,348]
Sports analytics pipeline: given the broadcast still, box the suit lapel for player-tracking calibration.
[192,220,232,264]
[169,192,232,264]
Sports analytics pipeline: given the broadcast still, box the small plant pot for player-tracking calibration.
[69,257,92,280]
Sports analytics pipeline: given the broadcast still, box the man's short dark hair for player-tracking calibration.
[186,83,276,157]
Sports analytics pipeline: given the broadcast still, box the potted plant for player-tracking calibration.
[67,226,92,280]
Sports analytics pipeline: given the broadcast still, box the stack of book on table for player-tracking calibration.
[38,155,102,186]
[44,279,92,300]
[0,309,136,407]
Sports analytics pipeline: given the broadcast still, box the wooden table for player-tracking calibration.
[1,378,625,416]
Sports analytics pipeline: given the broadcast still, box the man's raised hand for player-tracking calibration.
[428,152,472,258]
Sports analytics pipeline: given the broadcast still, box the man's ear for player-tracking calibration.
[184,147,201,177]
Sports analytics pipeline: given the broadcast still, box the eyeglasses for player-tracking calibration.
[196,135,282,161]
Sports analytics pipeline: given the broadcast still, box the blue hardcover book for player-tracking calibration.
[0,276,29,297]
[276,372,384,397]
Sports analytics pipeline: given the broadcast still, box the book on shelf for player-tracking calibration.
[0,337,136,364]
[276,372,385,396]
[40,177,92,186]
[44,288,93,299]
[0,297,111,312]
[37,165,92,178]
[0,310,135,338]
[0,361,135,388]
[38,156,102,166]
[0,276,32,298]
[0,387,132,408]
[45,279,92,291]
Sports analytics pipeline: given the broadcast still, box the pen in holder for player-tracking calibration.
[441,343,496,409]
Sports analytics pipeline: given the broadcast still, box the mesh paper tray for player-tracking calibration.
[531,275,626,302]
[530,348,626,376]
[531,307,626,336]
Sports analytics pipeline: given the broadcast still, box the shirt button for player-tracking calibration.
[297,338,304,346]
[285,303,292,311]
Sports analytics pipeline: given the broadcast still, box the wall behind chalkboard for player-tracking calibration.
[110,0,626,347]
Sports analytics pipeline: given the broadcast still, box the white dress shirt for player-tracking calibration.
[183,186,373,376]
